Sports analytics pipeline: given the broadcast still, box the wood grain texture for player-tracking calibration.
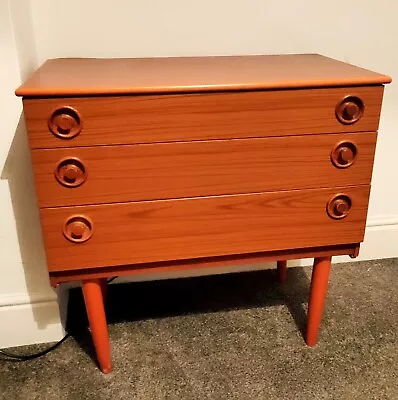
[40,186,370,272]
[15,55,391,97]
[23,87,384,149]
[17,54,391,361]
[32,132,377,207]
[49,243,360,286]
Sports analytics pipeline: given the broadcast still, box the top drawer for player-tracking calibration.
[23,86,384,149]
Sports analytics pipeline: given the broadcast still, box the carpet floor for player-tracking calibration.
[1,259,397,400]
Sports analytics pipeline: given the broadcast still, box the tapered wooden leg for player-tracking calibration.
[306,256,332,347]
[277,260,288,283]
[82,279,112,373]
[99,278,108,302]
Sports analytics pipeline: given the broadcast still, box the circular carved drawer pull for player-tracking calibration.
[55,157,87,187]
[327,194,352,219]
[331,141,357,168]
[335,96,364,125]
[48,107,82,139]
[63,215,93,243]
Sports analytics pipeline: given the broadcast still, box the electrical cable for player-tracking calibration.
[0,333,70,360]
[0,276,118,361]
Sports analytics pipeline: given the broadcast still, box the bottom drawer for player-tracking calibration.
[41,186,370,272]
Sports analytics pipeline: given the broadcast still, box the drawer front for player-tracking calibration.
[24,87,383,149]
[32,133,376,207]
[40,186,370,272]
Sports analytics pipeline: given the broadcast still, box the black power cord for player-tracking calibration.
[0,333,71,360]
[0,276,118,361]
[107,276,117,284]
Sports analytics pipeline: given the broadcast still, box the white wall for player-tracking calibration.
[1,0,397,347]
[29,0,398,217]
[0,0,65,349]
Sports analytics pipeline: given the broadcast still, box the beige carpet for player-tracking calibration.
[1,259,397,400]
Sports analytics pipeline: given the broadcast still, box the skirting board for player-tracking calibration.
[0,288,68,349]
[1,218,397,349]
[300,216,398,266]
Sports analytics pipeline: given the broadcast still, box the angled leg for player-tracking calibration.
[306,256,332,346]
[99,278,108,302]
[277,260,288,283]
[82,279,112,373]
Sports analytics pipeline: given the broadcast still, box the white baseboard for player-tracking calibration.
[300,216,398,266]
[0,290,68,349]
[355,216,398,261]
[1,217,397,349]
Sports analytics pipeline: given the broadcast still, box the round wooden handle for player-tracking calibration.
[69,221,86,239]
[48,107,82,139]
[335,96,364,125]
[331,141,357,168]
[338,147,354,164]
[55,157,87,187]
[327,194,352,219]
[63,215,93,243]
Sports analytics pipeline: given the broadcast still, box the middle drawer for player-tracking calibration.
[32,132,376,208]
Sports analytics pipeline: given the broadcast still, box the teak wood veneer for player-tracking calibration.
[16,54,391,373]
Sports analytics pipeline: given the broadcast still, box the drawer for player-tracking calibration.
[40,186,370,272]
[32,133,376,207]
[24,86,384,149]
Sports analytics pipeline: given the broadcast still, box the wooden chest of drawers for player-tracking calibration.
[16,54,391,373]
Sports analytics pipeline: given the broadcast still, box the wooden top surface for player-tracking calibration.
[16,54,391,97]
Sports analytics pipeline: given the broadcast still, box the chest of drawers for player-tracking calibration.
[16,54,391,373]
